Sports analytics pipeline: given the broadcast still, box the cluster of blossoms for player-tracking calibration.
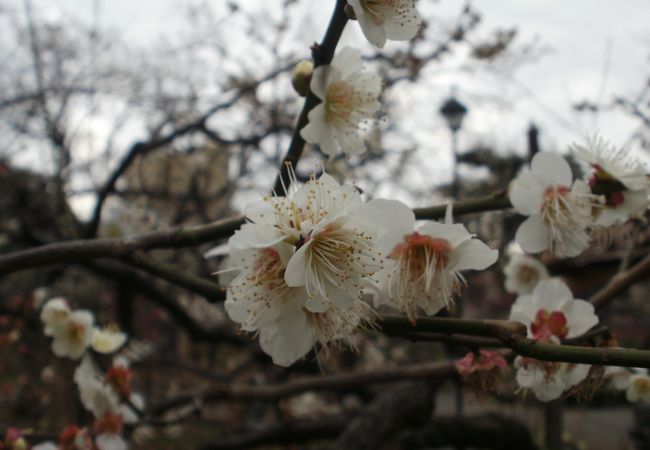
[40,298,126,360]
[34,299,139,450]
[299,2,422,157]
[509,140,649,259]
[214,171,497,366]
[509,278,599,401]
[607,367,650,404]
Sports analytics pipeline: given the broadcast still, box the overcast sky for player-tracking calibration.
[26,0,650,213]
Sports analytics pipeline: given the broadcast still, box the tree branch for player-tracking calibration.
[0,192,508,275]
[271,0,349,194]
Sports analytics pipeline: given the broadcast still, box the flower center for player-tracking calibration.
[588,164,626,206]
[105,367,132,397]
[531,309,568,341]
[250,248,285,284]
[326,80,354,121]
[516,264,540,284]
[541,185,572,223]
[93,412,123,435]
[67,321,87,344]
[389,232,451,270]
[632,376,650,395]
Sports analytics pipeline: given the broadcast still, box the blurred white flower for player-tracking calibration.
[51,310,94,360]
[510,152,595,258]
[75,355,121,418]
[626,370,650,403]
[514,356,591,402]
[572,135,649,226]
[367,199,498,322]
[91,326,127,354]
[94,412,127,450]
[509,278,599,401]
[300,46,381,157]
[40,297,70,337]
[348,0,422,48]
[503,254,549,295]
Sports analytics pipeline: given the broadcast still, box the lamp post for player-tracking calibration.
[439,94,468,199]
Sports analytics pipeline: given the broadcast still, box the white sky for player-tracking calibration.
[26,0,650,213]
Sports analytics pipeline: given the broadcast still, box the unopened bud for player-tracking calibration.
[291,60,313,97]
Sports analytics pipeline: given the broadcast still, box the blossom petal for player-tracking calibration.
[417,222,471,248]
[509,169,545,215]
[515,215,550,254]
[359,199,415,253]
[334,46,364,80]
[356,11,387,48]
[229,223,285,249]
[532,278,573,312]
[451,239,498,271]
[563,299,598,338]
[531,152,573,187]
[284,242,311,287]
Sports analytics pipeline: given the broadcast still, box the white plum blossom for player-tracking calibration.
[366,199,498,322]
[509,278,599,401]
[510,152,596,258]
[348,0,422,48]
[235,171,386,307]
[514,357,591,402]
[626,370,650,403]
[50,310,95,360]
[40,297,70,336]
[503,254,549,295]
[91,326,128,354]
[572,135,649,226]
[300,46,381,157]
[75,355,121,418]
[218,171,392,366]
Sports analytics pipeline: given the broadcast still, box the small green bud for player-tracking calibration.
[291,60,313,97]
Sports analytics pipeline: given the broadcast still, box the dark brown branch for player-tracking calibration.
[271,0,348,194]
[83,260,242,344]
[85,64,291,238]
[0,192,508,275]
[151,359,456,415]
[0,214,245,275]
[121,252,224,302]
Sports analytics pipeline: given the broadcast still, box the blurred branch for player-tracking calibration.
[152,359,456,415]
[590,251,650,311]
[84,64,292,238]
[121,252,224,302]
[0,192,510,275]
[271,0,348,194]
[83,260,241,344]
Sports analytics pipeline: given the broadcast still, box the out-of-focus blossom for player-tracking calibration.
[509,278,598,401]
[626,370,650,403]
[510,152,596,258]
[40,298,70,337]
[573,135,649,226]
[368,199,497,322]
[503,254,549,295]
[94,413,127,450]
[50,310,94,360]
[300,46,381,157]
[348,0,422,48]
[456,350,508,375]
[91,326,127,354]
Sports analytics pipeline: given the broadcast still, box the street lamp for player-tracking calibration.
[439,94,468,198]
